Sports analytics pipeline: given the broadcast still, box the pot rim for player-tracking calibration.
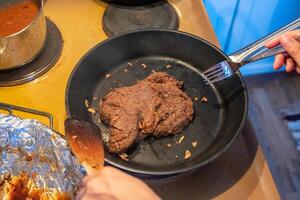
[0,0,44,39]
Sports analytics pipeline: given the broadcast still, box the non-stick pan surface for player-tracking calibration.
[66,30,248,175]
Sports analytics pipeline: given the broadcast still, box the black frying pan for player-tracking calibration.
[66,30,248,175]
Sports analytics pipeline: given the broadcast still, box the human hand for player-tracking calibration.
[265,30,300,73]
[76,166,161,200]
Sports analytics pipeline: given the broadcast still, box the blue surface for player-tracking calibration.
[287,120,300,151]
[203,0,300,76]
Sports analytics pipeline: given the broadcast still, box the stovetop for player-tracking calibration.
[0,0,279,199]
[102,1,179,37]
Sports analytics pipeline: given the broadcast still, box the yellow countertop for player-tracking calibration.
[0,0,280,199]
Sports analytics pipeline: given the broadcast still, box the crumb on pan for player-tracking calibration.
[201,96,208,103]
[72,135,77,140]
[124,69,128,72]
[178,135,185,144]
[84,99,89,108]
[184,150,191,159]
[151,69,156,73]
[141,63,147,69]
[192,141,197,148]
[105,74,111,78]
[119,153,129,161]
[194,97,199,101]
[167,143,171,147]
[127,62,133,66]
[88,108,96,115]
[166,64,172,69]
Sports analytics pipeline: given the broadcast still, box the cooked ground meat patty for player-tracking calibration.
[100,72,194,153]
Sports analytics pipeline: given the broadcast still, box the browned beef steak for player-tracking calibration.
[100,72,194,153]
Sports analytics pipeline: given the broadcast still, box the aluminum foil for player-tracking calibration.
[0,114,84,199]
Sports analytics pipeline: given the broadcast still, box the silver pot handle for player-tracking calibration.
[229,18,300,64]
[0,39,8,55]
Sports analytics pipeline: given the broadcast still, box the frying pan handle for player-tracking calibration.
[228,18,300,64]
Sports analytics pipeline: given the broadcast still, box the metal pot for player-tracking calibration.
[0,0,47,70]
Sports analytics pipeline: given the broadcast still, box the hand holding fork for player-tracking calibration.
[204,18,300,84]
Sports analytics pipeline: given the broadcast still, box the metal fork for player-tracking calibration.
[203,18,300,84]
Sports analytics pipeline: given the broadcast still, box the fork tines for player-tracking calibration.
[203,61,233,84]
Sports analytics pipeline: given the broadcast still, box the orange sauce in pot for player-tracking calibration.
[0,0,39,37]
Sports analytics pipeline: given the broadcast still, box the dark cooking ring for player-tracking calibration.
[66,29,248,176]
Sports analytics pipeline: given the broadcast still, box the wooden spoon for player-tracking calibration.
[64,118,104,174]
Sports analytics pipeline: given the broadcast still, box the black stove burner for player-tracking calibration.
[102,1,179,37]
[0,18,63,87]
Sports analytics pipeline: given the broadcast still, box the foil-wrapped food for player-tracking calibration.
[0,114,84,199]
